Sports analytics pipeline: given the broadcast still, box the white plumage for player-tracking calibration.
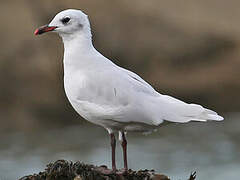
[35,9,224,171]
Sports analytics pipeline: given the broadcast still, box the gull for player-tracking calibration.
[34,9,224,172]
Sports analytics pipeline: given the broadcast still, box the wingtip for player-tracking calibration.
[208,114,224,121]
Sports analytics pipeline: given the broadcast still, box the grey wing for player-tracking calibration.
[117,66,159,96]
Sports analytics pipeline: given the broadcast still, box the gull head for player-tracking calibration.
[34,9,91,41]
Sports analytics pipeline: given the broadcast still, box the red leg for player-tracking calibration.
[110,133,116,171]
[121,131,128,170]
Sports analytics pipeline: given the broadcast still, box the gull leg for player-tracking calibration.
[110,133,116,171]
[121,131,128,170]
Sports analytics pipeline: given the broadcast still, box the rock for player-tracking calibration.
[19,160,195,180]
[74,175,82,180]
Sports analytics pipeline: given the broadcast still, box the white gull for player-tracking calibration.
[34,9,224,172]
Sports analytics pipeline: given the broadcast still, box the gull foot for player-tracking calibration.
[116,168,129,175]
[95,165,116,175]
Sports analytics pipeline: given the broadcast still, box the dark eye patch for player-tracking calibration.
[61,17,70,24]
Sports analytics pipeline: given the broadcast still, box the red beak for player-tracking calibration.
[34,25,57,35]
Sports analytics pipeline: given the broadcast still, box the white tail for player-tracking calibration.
[149,95,224,125]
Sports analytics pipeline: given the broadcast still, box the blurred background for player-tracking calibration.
[0,0,240,179]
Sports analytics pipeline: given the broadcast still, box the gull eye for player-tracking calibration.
[61,17,71,24]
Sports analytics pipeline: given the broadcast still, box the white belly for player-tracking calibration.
[63,71,124,126]
[63,70,160,132]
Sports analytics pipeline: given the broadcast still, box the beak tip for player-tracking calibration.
[34,29,40,35]
[34,25,57,36]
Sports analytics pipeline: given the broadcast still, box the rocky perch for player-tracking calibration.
[19,160,196,180]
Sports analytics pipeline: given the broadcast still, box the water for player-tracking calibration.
[0,113,239,180]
